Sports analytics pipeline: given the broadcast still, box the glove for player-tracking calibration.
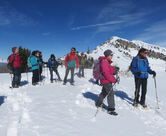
[151,71,156,77]
[114,66,120,75]
[137,72,141,77]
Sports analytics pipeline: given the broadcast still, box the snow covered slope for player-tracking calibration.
[0,67,166,136]
[86,36,166,71]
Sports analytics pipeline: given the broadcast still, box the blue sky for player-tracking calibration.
[0,0,166,60]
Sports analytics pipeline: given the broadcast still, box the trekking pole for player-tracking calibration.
[153,76,159,109]
[10,73,13,89]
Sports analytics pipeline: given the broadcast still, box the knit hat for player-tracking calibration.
[104,49,113,57]
[81,52,84,56]
[12,47,17,53]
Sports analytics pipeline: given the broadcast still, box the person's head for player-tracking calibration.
[81,52,84,56]
[35,51,40,57]
[138,48,148,58]
[12,47,18,53]
[104,49,113,60]
[71,47,76,53]
[50,54,55,59]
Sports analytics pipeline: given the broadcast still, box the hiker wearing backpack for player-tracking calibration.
[131,48,156,108]
[8,47,23,88]
[48,54,62,83]
[28,51,40,85]
[78,52,86,78]
[95,49,118,115]
[63,47,79,85]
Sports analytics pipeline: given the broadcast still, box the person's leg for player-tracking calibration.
[50,69,53,82]
[71,67,74,84]
[78,67,81,77]
[63,67,70,83]
[32,70,35,84]
[140,78,147,105]
[54,69,61,80]
[107,83,115,111]
[12,68,17,87]
[96,85,108,107]
[134,78,141,104]
[82,67,84,77]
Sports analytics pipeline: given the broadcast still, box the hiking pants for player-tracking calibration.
[79,66,84,77]
[63,67,75,83]
[32,69,39,84]
[96,83,115,110]
[12,67,21,87]
[134,78,147,104]
[50,68,61,81]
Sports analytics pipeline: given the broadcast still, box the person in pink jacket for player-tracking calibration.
[95,49,118,115]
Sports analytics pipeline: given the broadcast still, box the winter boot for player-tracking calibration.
[107,108,118,116]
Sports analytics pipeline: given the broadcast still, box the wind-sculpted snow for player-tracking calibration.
[0,67,166,136]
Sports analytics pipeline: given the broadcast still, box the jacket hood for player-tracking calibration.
[98,56,112,64]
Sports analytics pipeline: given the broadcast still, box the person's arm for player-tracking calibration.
[131,57,138,74]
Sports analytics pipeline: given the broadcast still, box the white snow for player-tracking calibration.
[0,66,166,136]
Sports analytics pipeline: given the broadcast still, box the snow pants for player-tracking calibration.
[96,83,115,111]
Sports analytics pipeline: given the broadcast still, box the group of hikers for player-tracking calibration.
[8,47,86,87]
[8,46,156,116]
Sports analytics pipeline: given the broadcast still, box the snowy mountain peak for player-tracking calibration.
[86,36,166,71]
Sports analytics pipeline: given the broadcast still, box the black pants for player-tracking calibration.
[96,83,115,111]
[32,69,39,84]
[63,67,74,83]
[39,66,42,80]
[50,68,61,81]
[12,67,21,87]
[134,78,147,104]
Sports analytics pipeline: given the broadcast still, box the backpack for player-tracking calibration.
[27,56,32,69]
[7,54,15,72]
[93,59,106,80]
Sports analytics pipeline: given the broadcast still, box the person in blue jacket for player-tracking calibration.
[131,48,156,107]
[29,51,40,85]
[48,54,62,83]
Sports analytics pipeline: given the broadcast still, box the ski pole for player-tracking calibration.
[153,76,159,109]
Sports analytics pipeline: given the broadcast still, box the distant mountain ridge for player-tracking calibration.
[86,36,166,71]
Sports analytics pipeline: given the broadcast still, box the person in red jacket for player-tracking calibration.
[95,49,118,115]
[63,47,79,85]
[9,47,22,88]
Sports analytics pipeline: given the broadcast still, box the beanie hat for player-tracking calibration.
[81,52,84,56]
[138,48,148,55]
[12,47,17,53]
[104,49,113,57]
